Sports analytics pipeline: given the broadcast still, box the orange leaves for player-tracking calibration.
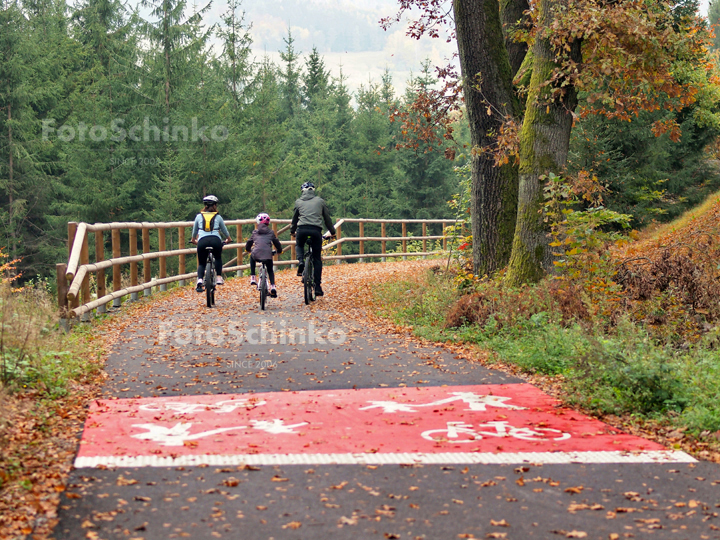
[392,79,463,154]
[542,0,711,136]
[651,118,682,142]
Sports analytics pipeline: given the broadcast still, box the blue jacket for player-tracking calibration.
[192,212,230,240]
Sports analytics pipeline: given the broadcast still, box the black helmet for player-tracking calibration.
[203,195,219,205]
[301,182,315,192]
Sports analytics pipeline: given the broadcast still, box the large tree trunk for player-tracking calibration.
[505,0,581,285]
[499,0,529,77]
[453,0,519,276]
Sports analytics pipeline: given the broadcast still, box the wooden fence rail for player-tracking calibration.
[58,217,456,320]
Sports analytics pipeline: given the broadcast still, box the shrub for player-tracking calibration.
[565,321,688,416]
[0,253,99,397]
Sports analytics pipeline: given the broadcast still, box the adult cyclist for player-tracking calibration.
[290,182,336,297]
[190,195,232,292]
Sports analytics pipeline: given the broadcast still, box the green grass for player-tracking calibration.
[0,284,103,397]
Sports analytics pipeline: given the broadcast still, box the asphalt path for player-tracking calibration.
[55,264,720,540]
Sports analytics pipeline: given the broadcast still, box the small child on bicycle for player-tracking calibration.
[245,213,283,297]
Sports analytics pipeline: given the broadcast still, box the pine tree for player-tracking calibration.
[278,30,302,123]
[351,83,398,219]
[0,0,37,263]
[239,57,291,216]
[138,0,214,219]
[1,0,76,273]
[216,0,253,108]
[302,46,330,108]
[60,0,141,225]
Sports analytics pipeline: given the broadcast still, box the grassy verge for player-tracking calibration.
[0,281,106,539]
[374,267,720,458]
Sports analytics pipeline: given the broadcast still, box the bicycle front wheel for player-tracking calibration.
[260,271,267,311]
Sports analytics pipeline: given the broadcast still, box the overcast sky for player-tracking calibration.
[143,0,713,98]
[196,0,458,97]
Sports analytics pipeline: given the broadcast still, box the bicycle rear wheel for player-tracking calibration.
[259,267,268,311]
[303,254,315,305]
[205,255,215,308]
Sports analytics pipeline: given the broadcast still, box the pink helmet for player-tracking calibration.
[256,212,270,225]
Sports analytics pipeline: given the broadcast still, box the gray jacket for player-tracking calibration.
[290,192,336,235]
[245,224,283,261]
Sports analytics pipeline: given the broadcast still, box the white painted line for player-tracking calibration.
[74,450,696,469]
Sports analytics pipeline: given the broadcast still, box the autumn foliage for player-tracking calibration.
[546,0,714,142]
[384,0,719,165]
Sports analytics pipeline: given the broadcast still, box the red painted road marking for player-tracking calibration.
[77,384,671,463]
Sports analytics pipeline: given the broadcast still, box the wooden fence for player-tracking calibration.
[57,217,454,320]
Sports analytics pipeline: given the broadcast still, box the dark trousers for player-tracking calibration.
[197,236,223,279]
[296,225,323,286]
[250,256,275,285]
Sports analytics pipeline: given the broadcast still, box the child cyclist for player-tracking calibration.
[190,195,232,292]
[245,213,283,297]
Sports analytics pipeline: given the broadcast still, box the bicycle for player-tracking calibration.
[297,233,333,305]
[258,250,277,311]
[421,421,571,443]
[204,246,216,308]
[301,241,315,305]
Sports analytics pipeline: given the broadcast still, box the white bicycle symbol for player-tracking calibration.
[421,421,571,443]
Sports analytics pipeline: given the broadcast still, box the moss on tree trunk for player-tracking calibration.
[505,0,581,286]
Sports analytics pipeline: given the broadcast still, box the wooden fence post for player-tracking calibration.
[443,222,448,250]
[236,224,243,276]
[359,221,365,263]
[178,226,186,286]
[68,223,79,313]
[422,222,427,258]
[112,229,121,307]
[272,223,279,261]
[80,232,91,320]
[158,228,167,291]
[335,223,342,264]
[95,231,106,313]
[402,222,407,261]
[129,228,139,300]
[57,263,69,330]
[381,222,386,263]
[143,227,151,296]
[290,228,296,269]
